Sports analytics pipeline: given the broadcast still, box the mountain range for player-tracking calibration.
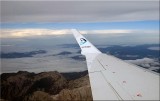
[0,70,92,101]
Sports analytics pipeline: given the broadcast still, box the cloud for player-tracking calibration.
[1,28,159,38]
[126,58,160,71]
[81,30,132,34]
[1,49,87,73]
[1,1,159,23]
[148,47,160,51]
[0,29,71,38]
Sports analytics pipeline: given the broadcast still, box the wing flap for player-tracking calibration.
[85,54,105,72]
[89,72,120,100]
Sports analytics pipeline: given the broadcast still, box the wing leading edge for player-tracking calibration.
[71,29,159,100]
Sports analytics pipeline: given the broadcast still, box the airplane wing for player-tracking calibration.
[71,29,159,100]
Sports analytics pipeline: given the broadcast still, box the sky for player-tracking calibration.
[0,0,159,73]
[1,1,159,32]
[1,1,159,23]
[1,1,159,42]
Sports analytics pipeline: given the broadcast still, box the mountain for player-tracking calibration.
[51,75,92,100]
[0,70,92,101]
[61,70,88,80]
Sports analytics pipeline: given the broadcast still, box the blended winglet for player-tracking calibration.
[71,29,101,55]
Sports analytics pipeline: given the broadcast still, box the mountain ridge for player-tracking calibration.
[0,70,92,101]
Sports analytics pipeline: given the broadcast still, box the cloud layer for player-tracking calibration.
[1,29,158,38]
[126,58,160,71]
[1,1,159,23]
[1,29,70,38]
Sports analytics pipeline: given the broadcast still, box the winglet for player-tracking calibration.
[71,29,101,55]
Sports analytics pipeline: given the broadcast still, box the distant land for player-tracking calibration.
[52,51,72,56]
[1,44,159,73]
[70,55,86,61]
[58,44,159,59]
[98,44,159,60]
[58,44,160,72]
[1,44,158,60]
[0,50,46,58]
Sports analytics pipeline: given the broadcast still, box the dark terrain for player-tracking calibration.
[0,50,46,58]
[0,71,92,101]
[98,44,159,60]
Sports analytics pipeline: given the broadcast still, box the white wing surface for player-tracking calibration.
[71,29,159,100]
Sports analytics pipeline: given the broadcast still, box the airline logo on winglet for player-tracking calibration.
[80,38,87,45]
[80,38,91,48]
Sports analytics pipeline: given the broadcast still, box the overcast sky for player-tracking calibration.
[1,1,159,23]
[1,0,159,38]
